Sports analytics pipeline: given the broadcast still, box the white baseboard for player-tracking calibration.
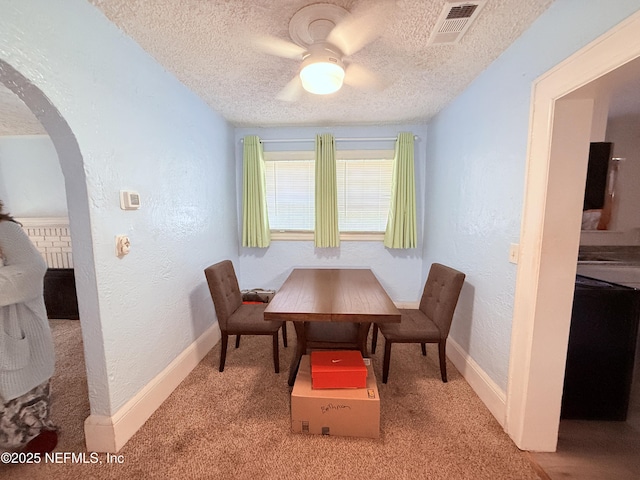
[446,336,507,428]
[84,323,221,453]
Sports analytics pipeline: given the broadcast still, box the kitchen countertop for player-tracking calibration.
[578,246,640,265]
[577,246,640,288]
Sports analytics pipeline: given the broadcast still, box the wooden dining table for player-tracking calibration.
[264,268,401,385]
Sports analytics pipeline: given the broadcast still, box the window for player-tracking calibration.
[336,155,393,232]
[263,150,394,238]
[264,152,315,231]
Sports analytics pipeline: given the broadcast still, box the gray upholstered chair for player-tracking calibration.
[205,260,286,373]
[371,263,465,383]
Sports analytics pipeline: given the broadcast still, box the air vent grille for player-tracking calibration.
[447,5,478,20]
[439,19,468,34]
[427,1,486,45]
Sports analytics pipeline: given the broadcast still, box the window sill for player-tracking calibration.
[269,231,384,242]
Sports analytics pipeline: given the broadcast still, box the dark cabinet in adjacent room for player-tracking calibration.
[561,275,640,420]
[43,268,79,320]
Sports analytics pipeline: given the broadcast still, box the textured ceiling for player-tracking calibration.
[0,0,571,135]
[86,0,555,127]
[0,83,47,135]
[3,0,640,137]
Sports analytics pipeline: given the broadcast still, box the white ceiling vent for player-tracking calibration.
[427,1,487,45]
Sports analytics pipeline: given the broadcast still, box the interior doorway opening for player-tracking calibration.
[507,11,640,452]
[0,58,97,451]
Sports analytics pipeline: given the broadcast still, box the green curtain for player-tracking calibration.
[384,132,417,249]
[242,135,271,248]
[314,133,340,247]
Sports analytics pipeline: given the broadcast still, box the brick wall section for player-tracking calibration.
[17,217,73,268]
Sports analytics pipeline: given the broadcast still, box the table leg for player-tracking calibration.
[358,322,372,357]
[288,322,307,386]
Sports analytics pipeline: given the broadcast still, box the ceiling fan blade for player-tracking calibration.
[251,34,306,60]
[326,4,390,56]
[276,76,303,102]
[343,63,385,91]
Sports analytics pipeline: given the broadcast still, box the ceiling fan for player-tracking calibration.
[252,3,389,101]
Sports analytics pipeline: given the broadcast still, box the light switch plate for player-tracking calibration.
[120,190,140,210]
[509,243,519,264]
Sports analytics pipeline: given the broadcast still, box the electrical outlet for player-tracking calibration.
[116,235,131,257]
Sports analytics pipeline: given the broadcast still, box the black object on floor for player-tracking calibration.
[562,275,640,420]
[44,268,79,320]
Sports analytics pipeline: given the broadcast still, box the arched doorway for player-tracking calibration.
[0,58,102,450]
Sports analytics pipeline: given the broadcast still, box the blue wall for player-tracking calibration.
[0,0,238,416]
[425,0,640,390]
[0,135,67,217]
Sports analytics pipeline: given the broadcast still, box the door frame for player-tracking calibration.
[506,10,640,451]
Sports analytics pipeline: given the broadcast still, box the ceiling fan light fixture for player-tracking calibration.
[299,49,345,95]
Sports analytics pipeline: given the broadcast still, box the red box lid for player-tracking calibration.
[310,350,366,373]
[310,351,368,389]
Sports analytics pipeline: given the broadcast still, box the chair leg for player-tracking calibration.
[383,340,392,384]
[219,333,229,372]
[421,343,427,356]
[272,332,280,374]
[235,335,241,348]
[371,324,379,354]
[438,341,448,383]
[282,322,288,348]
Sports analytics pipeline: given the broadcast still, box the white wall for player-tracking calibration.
[235,124,428,303]
[0,135,67,216]
[606,114,640,233]
[0,0,238,418]
[424,0,640,393]
[580,110,640,246]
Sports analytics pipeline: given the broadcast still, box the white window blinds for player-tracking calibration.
[263,150,393,233]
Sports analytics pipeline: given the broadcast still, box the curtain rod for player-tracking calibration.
[240,135,419,144]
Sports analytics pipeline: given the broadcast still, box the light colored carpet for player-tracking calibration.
[2,320,542,479]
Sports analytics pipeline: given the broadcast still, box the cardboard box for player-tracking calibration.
[291,355,380,438]
[311,350,368,389]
